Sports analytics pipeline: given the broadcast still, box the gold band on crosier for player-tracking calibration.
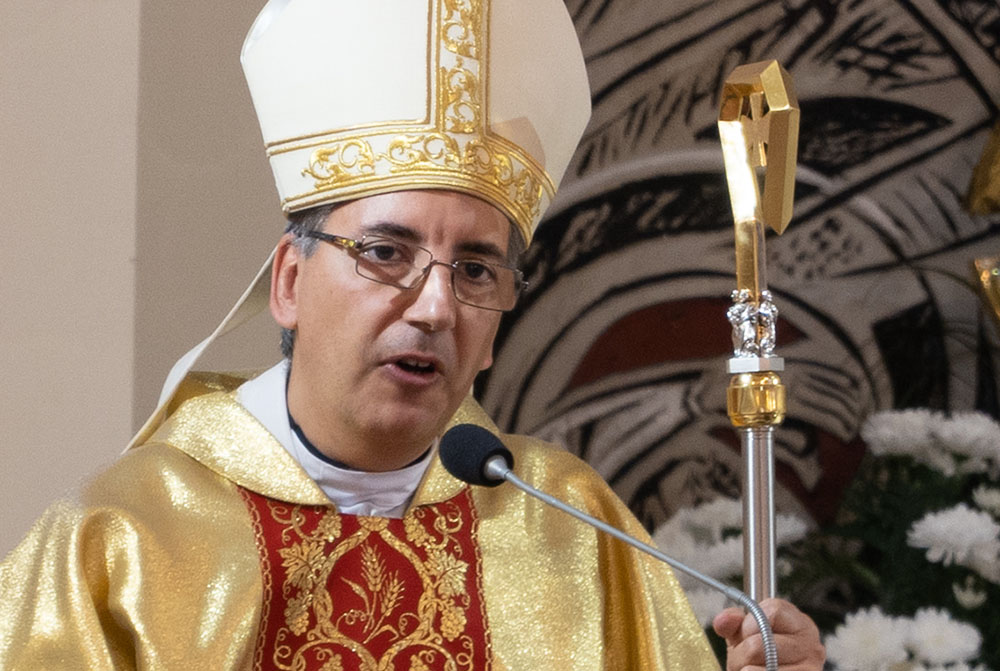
[267,0,554,244]
[727,372,786,427]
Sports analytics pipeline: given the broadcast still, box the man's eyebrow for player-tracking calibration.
[455,240,506,262]
[358,221,421,241]
[358,221,507,262]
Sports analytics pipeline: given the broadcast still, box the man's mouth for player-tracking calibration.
[396,358,437,375]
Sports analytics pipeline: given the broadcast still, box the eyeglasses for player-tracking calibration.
[301,231,527,312]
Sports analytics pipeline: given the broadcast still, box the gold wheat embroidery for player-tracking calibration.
[268,501,477,670]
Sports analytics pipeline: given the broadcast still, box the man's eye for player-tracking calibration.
[457,261,498,284]
[359,241,409,263]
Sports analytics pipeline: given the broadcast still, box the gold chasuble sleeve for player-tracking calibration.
[0,441,264,669]
[471,435,720,671]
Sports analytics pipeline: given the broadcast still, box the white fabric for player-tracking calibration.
[126,247,277,452]
[236,361,434,518]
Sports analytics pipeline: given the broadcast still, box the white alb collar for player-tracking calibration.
[235,360,434,517]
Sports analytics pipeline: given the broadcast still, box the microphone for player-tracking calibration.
[439,424,779,671]
[439,423,513,486]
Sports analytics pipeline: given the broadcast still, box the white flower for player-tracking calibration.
[651,527,698,567]
[697,535,744,582]
[907,504,1000,569]
[973,485,1000,518]
[967,547,1000,586]
[905,608,981,665]
[952,576,987,609]
[825,606,909,670]
[862,409,939,456]
[776,512,809,544]
[684,587,729,628]
[935,412,1000,468]
[657,497,742,546]
[862,409,957,475]
[652,497,811,590]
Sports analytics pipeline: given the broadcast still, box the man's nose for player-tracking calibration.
[402,262,458,332]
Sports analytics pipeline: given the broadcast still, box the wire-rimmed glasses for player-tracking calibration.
[301,231,527,312]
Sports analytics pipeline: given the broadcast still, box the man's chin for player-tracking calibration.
[367,403,452,444]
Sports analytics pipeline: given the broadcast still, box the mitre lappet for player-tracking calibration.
[129,0,592,448]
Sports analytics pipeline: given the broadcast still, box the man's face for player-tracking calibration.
[271,190,509,469]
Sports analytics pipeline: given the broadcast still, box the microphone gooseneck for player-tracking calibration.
[439,423,779,671]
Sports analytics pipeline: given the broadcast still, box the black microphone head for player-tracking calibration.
[439,424,513,487]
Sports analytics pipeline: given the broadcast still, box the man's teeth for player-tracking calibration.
[399,359,434,372]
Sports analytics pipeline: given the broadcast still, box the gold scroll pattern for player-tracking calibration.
[263,500,482,671]
[441,0,482,133]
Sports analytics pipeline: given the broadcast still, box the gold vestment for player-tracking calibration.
[0,386,719,670]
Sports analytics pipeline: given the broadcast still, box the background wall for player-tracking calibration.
[1,0,279,555]
[133,0,278,429]
[481,0,1000,531]
[1,0,140,555]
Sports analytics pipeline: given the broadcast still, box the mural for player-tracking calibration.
[480,0,1000,531]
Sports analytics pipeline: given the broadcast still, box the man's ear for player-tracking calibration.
[270,233,301,329]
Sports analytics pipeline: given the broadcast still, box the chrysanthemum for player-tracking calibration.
[907,504,1000,568]
[825,606,909,670]
[973,485,1000,518]
[659,497,742,546]
[776,512,809,544]
[653,497,810,589]
[861,409,939,457]
[698,535,743,581]
[684,587,730,628]
[862,409,959,475]
[935,412,1000,466]
[952,575,988,609]
[968,546,1000,585]
[906,608,981,665]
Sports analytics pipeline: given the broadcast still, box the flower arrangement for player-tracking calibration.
[653,409,1000,670]
[815,409,1000,671]
[651,496,808,627]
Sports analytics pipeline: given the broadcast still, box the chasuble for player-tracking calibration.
[0,385,719,670]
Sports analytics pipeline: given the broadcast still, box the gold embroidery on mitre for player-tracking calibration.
[440,0,482,133]
[287,0,550,241]
[303,140,377,188]
[442,0,481,59]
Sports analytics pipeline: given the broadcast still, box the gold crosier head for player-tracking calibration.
[718,60,800,299]
[718,61,799,235]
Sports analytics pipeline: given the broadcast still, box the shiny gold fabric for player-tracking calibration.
[1,383,719,670]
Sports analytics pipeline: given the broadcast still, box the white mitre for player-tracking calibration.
[242,0,590,243]
[129,0,592,448]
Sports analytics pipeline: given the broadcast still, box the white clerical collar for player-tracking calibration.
[235,360,435,517]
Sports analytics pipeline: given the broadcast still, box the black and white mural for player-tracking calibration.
[480,0,1000,530]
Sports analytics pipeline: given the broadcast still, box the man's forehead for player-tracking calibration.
[320,190,513,253]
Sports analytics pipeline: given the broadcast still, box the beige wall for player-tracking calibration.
[1,0,140,554]
[2,0,282,555]
[133,1,279,428]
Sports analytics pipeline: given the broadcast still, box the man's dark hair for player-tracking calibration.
[279,200,527,358]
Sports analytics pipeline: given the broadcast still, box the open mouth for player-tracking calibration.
[396,358,437,375]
